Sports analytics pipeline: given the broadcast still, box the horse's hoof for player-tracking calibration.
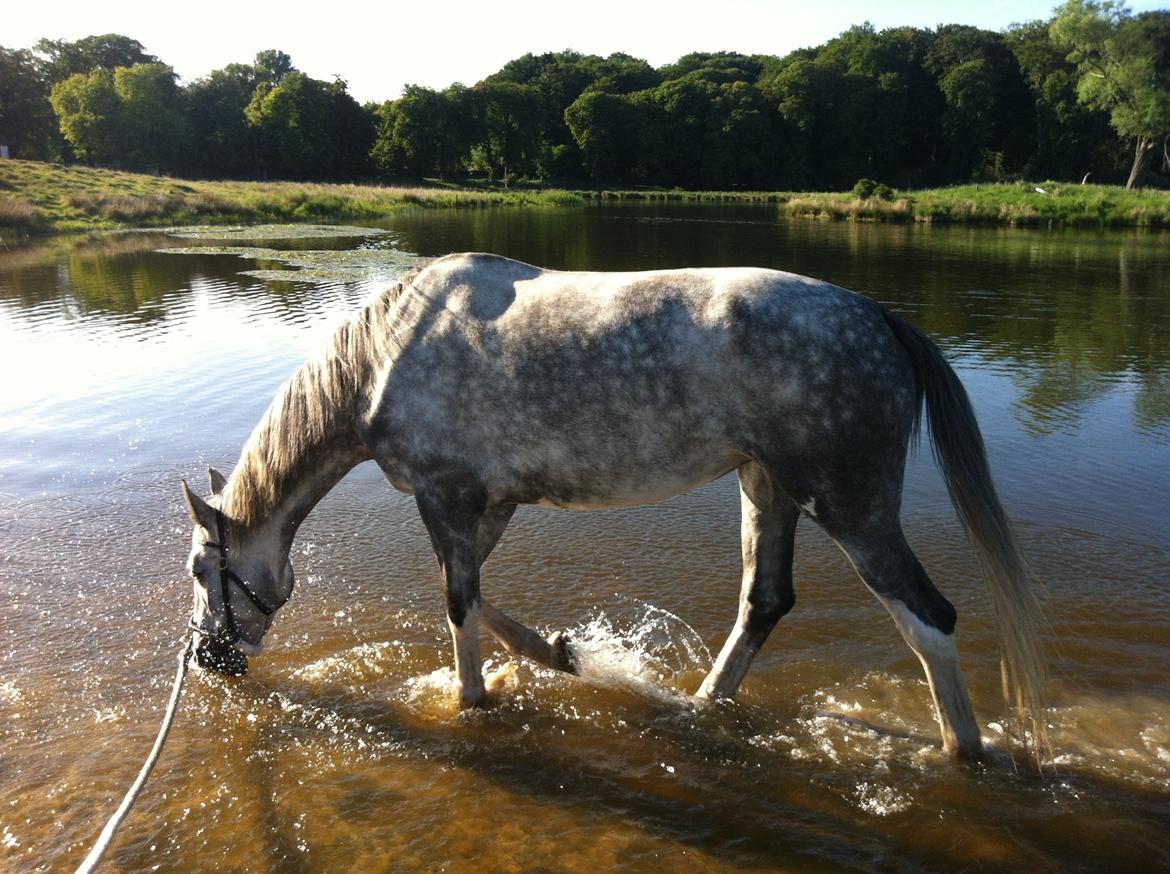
[458,686,489,710]
[548,631,577,675]
[947,736,986,763]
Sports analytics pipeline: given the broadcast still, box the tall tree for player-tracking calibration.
[246,71,372,180]
[1052,0,1170,188]
[372,84,477,179]
[324,78,375,179]
[564,91,642,181]
[49,69,124,164]
[185,63,261,178]
[34,34,157,83]
[113,64,191,170]
[1007,20,1121,181]
[49,64,190,170]
[0,46,58,159]
[925,25,1036,181]
[246,71,330,179]
[472,80,542,182]
[253,49,295,87]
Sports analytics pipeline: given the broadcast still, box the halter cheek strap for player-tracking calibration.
[195,509,279,644]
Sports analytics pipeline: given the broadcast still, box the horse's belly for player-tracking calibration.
[528,454,742,510]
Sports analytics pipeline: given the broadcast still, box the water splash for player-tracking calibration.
[564,598,712,704]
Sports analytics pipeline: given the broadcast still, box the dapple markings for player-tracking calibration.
[182,253,1047,761]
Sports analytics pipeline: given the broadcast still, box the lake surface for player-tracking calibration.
[1,205,1168,872]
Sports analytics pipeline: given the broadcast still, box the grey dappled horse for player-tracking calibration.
[182,253,1047,761]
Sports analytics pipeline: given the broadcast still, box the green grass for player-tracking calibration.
[0,160,585,235]
[2,160,1169,235]
[780,182,1170,227]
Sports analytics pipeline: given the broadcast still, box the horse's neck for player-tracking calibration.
[225,389,372,553]
[223,279,432,547]
[259,443,368,551]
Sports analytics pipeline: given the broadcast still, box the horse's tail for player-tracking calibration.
[883,309,1050,763]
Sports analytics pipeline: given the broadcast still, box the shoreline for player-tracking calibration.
[3,160,1169,237]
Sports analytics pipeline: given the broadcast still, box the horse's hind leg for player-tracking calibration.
[697,461,799,701]
[836,524,982,759]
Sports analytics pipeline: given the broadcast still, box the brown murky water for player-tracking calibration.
[1,207,1168,872]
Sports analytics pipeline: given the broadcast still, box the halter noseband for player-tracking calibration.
[193,508,281,645]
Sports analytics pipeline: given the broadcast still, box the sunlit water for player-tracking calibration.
[1,207,1168,871]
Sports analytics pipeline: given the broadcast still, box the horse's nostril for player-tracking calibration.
[195,642,248,676]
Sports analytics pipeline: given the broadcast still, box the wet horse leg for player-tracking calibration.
[475,503,576,674]
[414,489,487,708]
[697,461,799,700]
[836,523,983,759]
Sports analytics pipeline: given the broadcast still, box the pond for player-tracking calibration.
[1,204,1168,871]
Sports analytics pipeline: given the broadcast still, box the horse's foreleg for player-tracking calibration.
[474,502,577,674]
[697,461,798,701]
[416,489,486,708]
[481,600,577,674]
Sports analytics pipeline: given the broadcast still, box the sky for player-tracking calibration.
[6,0,1168,105]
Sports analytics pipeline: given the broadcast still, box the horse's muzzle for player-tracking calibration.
[194,636,249,676]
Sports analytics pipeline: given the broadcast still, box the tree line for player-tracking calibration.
[1,1,1167,190]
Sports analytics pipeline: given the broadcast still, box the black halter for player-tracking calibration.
[193,508,280,645]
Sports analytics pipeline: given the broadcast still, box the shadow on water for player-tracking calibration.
[100,660,1169,873]
[219,676,904,872]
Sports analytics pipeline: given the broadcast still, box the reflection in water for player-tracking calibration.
[1,212,1169,871]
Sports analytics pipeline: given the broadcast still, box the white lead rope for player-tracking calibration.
[76,634,195,874]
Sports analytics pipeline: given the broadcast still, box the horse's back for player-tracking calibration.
[379,254,917,509]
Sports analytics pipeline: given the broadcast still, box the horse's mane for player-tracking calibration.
[222,264,429,526]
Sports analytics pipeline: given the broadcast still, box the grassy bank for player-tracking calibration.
[583,183,1170,227]
[3,160,1170,235]
[0,160,582,235]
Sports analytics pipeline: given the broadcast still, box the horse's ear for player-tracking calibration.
[181,479,218,531]
[207,466,227,496]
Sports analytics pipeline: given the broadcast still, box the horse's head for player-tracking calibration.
[180,468,294,676]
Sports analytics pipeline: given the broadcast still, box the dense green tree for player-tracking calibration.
[185,63,261,178]
[0,46,58,159]
[564,91,642,181]
[11,16,1169,191]
[1052,0,1170,187]
[114,64,191,170]
[472,80,542,181]
[246,71,372,180]
[763,59,854,187]
[246,72,328,179]
[49,68,124,164]
[703,80,780,188]
[49,64,190,170]
[34,34,157,83]
[658,52,768,83]
[253,49,295,88]
[492,51,660,179]
[372,84,478,178]
[1007,20,1121,181]
[924,25,1036,181]
[586,52,661,94]
[324,78,376,178]
[809,24,945,185]
[639,76,718,186]
[184,52,305,179]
